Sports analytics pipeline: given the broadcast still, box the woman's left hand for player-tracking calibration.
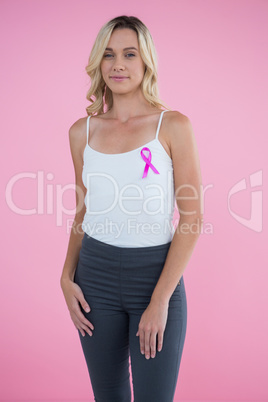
[136,299,169,359]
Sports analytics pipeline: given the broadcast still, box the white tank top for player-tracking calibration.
[81,110,176,247]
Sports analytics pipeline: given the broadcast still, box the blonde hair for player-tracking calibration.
[85,15,172,115]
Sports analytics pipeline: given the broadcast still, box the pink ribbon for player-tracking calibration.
[140,147,160,178]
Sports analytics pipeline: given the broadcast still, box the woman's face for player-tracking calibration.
[100,28,146,94]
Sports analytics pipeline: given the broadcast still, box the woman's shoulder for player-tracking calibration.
[69,115,89,132]
[163,110,192,141]
[69,113,105,136]
[68,116,90,160]
[68,116,90,143]
[164,110,191,126]
[160,110,194,162]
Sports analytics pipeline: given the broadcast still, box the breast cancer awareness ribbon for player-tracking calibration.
[140,147,160,178]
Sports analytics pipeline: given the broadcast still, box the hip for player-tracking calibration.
[74,232,185,315]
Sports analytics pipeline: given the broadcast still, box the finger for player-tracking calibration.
[150,330,157,358]
[144,330,151,359]
[157,331,164,352]
[80,312,95,331]
[77,291,91,313]
[78,325,86,337]
[139,329,145,355]
[70,308,94,335]
[80,322,93,337]
[73,321,86,337]
[73,317,93,337]
[74,305,95,330]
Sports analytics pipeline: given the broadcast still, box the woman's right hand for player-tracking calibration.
[60,278,94,337]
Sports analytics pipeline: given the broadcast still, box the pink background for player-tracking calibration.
[1,0,267,401]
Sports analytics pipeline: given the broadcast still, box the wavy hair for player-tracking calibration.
[85,15,172,115]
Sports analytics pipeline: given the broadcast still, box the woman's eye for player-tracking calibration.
[103,53,135,58]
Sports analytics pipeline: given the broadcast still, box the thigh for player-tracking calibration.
[129,278,187,402]
[77,308,132,402]
[73,240,132,401]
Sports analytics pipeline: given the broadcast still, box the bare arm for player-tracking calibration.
[136,111,203,358]
[60,117,94,338]
[60,118,87,284]
[150,112,203,304]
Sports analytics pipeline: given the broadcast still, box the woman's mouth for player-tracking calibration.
[110,77,129,82]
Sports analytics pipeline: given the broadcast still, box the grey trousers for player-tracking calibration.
[74,233,187,402]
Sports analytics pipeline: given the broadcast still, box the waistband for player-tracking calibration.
[83,232,172,256]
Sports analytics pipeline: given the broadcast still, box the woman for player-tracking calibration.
[60,15,203,402]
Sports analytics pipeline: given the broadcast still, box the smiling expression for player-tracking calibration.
[101,28,146,94]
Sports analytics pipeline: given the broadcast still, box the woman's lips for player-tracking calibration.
[110,77,129,82]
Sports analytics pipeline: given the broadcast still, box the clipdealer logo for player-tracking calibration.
[227,169,263,232]
[5,169,263,233]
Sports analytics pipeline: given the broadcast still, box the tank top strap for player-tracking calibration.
[155,110,168,140]
[86,115,91,145]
